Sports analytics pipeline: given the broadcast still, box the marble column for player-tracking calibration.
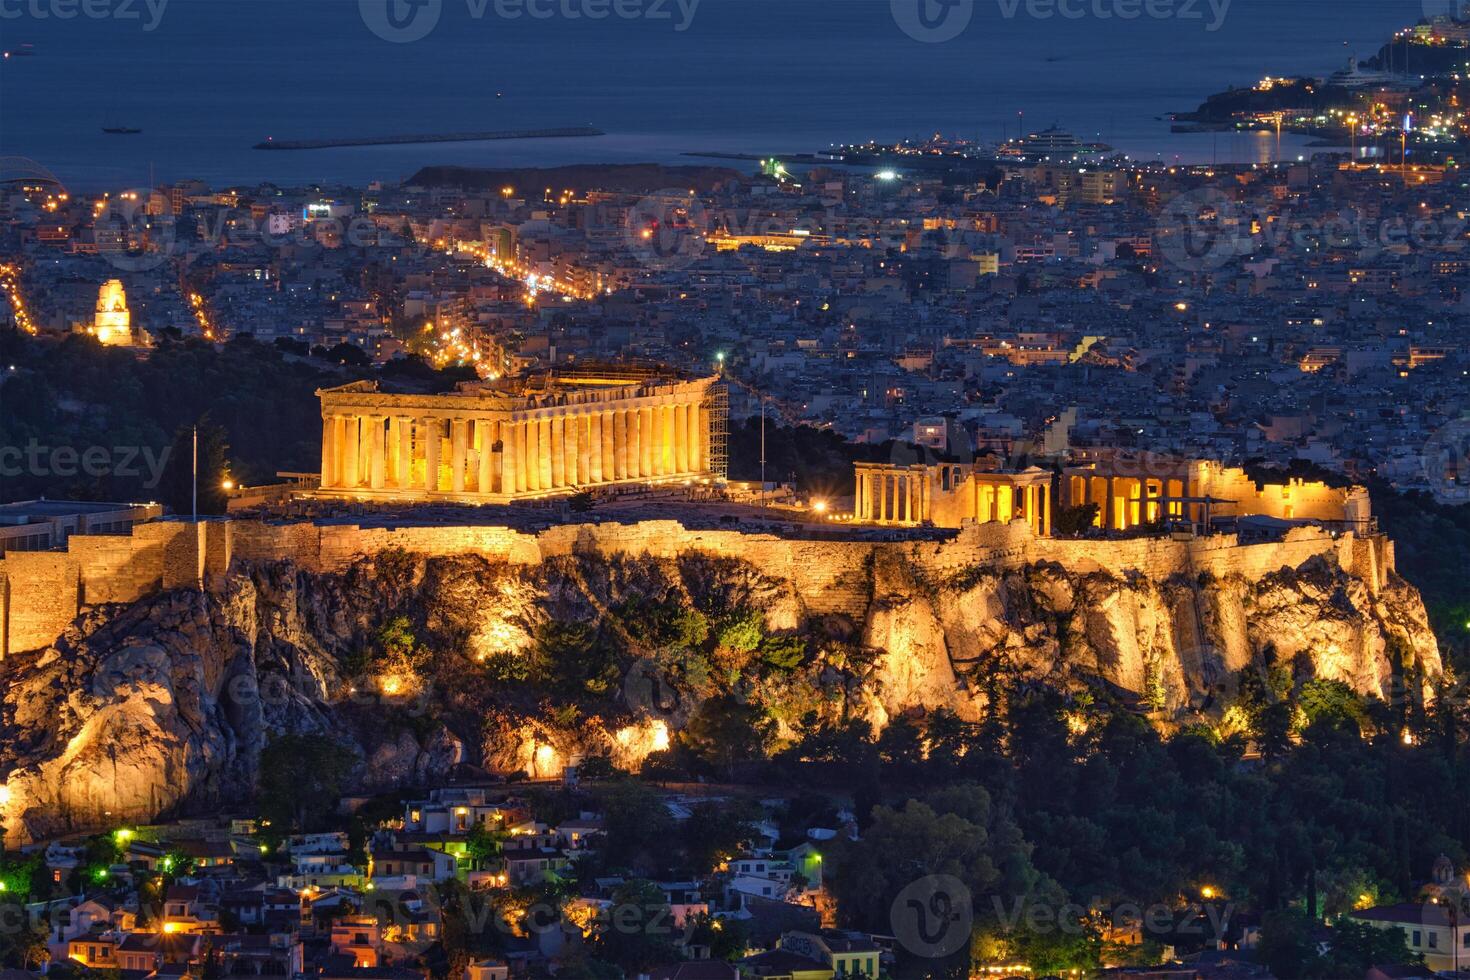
[602,411,615,483]
[538,419,553,491]
[1105,477,1116,529]
[395,417,412,488]
[478,419,495,494]
[590,413,605,484]
[524,420,540,492]
[423,418,440,492]
[369,416,386,490]
[502,420,518,496]
[687,402,702,474]
[320,416,337,488]
[675,402,690,474]
[550,417,566,488]
[516,421,530,493]
[385,417,400,487]
[342,415,361,489]
[638,407,654,478]
[855,471,864,520]
[649,405,665,477]
[662,404,677,475]
[565,415,580,486]
[450,419,469,493]
[577,416,592,486]
[696,404,710,471]
[614,410,629,480]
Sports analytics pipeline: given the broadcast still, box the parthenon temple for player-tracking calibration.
[853,461,1053,534]
[317,371,725,503]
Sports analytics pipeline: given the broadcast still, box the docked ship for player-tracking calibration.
[998,125,1112,162]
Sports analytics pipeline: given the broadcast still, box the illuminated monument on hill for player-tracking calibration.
[317,368,727,503]
[92,280,133,346]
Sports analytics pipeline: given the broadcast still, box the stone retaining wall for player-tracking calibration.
[0,516,1390,659]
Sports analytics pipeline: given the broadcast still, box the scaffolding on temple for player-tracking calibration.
[705,382,729,482]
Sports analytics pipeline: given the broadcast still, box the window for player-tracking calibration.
[1428,932,1438,949]
[1412,930,1422,947]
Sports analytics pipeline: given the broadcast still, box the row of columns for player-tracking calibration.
[321,400,710,497]
[853,465,1053,535]
[855,468,930,524]
[975,481,1050,537]
[1070,475,1188,530]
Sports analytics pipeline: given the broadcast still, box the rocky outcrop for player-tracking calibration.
[0,538,1442,844]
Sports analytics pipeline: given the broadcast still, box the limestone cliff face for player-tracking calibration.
[0,536,1441,844]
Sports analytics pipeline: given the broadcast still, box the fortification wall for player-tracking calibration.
[0,515,1391,659]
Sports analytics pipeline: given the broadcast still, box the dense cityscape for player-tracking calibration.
[1,3,1470,980]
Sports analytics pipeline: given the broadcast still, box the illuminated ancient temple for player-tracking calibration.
[853,461,1054,534]
[1061,453,1373,530]
[317,369,726,502]
[92,279,133,346]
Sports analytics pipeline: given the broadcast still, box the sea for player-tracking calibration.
[0,0,1433,191]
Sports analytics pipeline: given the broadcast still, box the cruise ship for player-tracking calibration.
[998,125,1113,162]
[1326,56,1399,89]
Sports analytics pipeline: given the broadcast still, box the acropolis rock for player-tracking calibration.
[0,517,1443,844]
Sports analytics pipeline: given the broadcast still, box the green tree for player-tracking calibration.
[157,416,231,516]
[678,695,777,780]
[1052,503,1100,536]
[598,780,676,869]
[465,820,503,870]
[593,879,680,971]
[257,734,359,832]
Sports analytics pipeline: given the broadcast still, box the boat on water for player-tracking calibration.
[998,125,1112,162]
[102,127,144,135]
[3,43,36,58]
